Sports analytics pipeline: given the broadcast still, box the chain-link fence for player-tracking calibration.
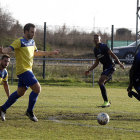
[0,23,139,86]
[7,58,130,87]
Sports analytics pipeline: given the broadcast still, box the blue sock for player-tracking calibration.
[2,91,21,111]
[27,91,39,112]
[99,85,108,101]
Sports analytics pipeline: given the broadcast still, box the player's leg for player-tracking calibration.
[98,75,108,101]
[104,76,112,85]
[98,75,110,107]
[128,81,140,100]
[19,71,41,122]
[25,82,41,122]
[99,66,115,107]
[27,82,41,111]
[0,80,27,121]
[2,87,27,111]
[1,71,39,122]
[104,66,116,85]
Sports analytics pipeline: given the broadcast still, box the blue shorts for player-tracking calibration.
[101,65,116,79]
[17,71,38,89]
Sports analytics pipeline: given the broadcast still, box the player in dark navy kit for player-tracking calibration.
[85,34,124,107]
[127,52,140,100]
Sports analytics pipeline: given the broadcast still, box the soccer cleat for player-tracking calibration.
[128,91,133,98]
[0,106,6,121]
[102,101,111,108]
[26,111,38,122]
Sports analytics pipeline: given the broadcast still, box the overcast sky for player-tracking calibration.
[0,0,139,30]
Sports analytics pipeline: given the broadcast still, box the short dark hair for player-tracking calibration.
[24,23,35,33]
[94,34,100,37]
[1,54,10,60]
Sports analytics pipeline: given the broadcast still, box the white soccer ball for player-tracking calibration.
[97,113,109,125]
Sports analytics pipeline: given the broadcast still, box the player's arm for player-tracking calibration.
[0,46,13,54]
[3,81,10,98]
[34,50,60,56]
[85,58,99,75]
[108,49,125,69]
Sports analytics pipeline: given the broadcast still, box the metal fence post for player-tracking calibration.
[111,25,114,51]
[43,22,46,79]
[92,60,94,87]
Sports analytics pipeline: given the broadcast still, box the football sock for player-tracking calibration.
[130,91,140,101]
[27,91,39,112]
[99,84,108,101]
[2,91,21,111]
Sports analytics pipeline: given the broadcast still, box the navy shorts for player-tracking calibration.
[17,71,38,89]
[101,65,116,79]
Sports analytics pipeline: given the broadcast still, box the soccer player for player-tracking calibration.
[0,54,10,98]
[85,34,124,108]
[127,52,140,100]
[0,23,60,122]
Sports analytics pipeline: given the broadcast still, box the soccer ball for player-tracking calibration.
[97,113,109,125]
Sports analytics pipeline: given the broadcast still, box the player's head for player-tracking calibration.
[24,23,36,39]
[1,54,10,69]
[93,34,101,45]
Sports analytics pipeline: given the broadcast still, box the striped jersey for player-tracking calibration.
[10,36,38,75]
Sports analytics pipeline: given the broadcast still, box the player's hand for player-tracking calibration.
[0,46,3,53]
[85,71,90,75]
[127,84,132,92]
[119,63,125,69]
[52,49,60,55]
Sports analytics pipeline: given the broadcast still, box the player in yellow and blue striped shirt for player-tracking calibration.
[0,23,60,122]
[0,54,10,98]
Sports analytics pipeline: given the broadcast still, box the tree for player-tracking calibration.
[0,6,22,46]
[116,28,131,36]
[9,20,23,37]
[0,7,15,34]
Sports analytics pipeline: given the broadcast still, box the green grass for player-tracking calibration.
[0,85,140,140]
[7,62,131,87]
[8,78,130,88]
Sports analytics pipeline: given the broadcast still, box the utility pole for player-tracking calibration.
[136,0,140,50]
[111,25,114,51]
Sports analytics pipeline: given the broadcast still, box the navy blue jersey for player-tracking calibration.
[94,43,115,69]
[132,52,140,77]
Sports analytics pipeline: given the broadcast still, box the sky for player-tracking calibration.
[0,0,139,31]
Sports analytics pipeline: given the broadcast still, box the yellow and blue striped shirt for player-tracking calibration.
[0,68,8,83]
[10,37,38,75]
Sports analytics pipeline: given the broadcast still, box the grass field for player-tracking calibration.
[0,85,140,140]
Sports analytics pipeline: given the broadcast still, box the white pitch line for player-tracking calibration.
[48,116,140,133]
